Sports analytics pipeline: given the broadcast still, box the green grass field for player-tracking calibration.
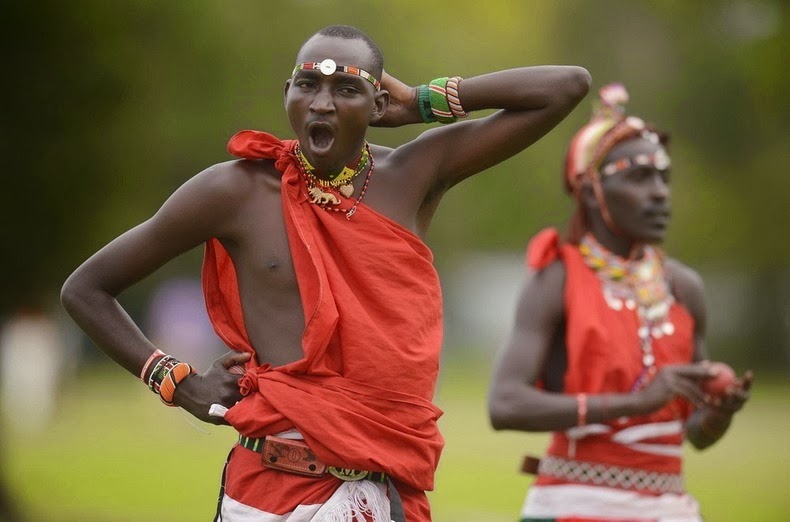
[4,357,789,521]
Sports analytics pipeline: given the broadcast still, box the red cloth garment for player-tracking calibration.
[202,131,444,519]
[526,228,694,490]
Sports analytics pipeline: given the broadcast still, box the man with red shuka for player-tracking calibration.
[61,24,591,521]
[488,83,753,522]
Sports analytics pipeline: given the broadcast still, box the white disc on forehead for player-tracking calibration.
[319,59,337,76]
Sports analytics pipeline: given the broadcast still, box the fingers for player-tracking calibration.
[220,351,252,369]
[740,370,754,392]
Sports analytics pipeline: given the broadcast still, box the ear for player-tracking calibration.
[580,180,599,210]
[369,89,390,125]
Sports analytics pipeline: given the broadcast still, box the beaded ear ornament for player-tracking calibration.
[292,59,381,91]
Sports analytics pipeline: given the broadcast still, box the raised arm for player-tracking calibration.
[60,161,253,422]
[383,65,591,188]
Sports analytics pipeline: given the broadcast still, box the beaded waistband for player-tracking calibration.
[538,455,685,494]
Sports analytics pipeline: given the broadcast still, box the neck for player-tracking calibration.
[298,142,368,180]
[587,220,642,259]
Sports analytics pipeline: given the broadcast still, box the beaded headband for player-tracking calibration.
[600,148,671,176]
[292,59,381,91]
[565,83,656,193]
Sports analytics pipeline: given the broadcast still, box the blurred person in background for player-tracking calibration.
[60,24,590,521]
[1,306,69,434]
[488,83,752,522]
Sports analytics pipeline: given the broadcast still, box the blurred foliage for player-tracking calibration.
[2,0,787,359]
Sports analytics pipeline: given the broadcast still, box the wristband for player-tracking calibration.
[428,77,457,124]
[147,355,177,394]
[139,348,166,382]
[445,76,468,118]
[159,362,196,407]
[417,85,437,123]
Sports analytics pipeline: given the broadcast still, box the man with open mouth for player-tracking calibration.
[61,24,591,521]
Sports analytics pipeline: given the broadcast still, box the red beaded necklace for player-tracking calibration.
[293,142,374,219]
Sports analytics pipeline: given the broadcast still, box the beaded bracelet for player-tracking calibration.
[147,355,178,395]
[139,348,166,382]
[159,362,196,407]
[428,77,457,124]
[576,393,588,426]
[417,85,438,123]
[445,76,468,119]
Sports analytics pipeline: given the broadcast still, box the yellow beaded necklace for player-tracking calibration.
[296,144,369,198]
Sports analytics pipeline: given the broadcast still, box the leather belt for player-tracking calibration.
[238,435,388,483]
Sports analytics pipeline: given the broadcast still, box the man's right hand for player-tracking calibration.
[370,71,423,127]
[173,351,252,425]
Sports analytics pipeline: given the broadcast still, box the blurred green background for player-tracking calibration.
[1,0,788,520]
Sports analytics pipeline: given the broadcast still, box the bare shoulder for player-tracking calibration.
[518,258,566,322]
[188,158,281,199]
[665,256,706,315]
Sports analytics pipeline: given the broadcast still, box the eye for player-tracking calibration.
[338,85,361,96]
[294,79,316,90]
[659,169,671,184]
[626,167,653,182]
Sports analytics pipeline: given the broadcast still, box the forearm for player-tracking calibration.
[490,385,647,432]
[61,275,156,377]
[458,65,591,113]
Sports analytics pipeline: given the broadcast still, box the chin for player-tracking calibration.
[643,230,668,244]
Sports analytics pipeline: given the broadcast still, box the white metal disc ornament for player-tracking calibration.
[319,59,337,76]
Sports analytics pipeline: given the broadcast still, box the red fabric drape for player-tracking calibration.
[202,130,445,492]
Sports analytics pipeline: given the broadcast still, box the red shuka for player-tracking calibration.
[527,228,695,487]
[201,131,445,516]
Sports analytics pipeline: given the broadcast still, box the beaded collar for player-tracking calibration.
[296,143,370,197]
[293,142,374,220]
[579,233,676,391]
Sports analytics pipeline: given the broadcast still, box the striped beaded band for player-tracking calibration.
[139,348,166,382]
[159,362,196,407]
[600,148,671,176]
[427,77,456,124]
[445,76,468,118]
[147,355,178,394]
[292,59,381,91]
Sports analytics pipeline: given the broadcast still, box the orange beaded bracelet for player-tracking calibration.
[158,362,196,406]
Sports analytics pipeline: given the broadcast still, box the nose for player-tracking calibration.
[310,86,335,114]
[650,172,670,200]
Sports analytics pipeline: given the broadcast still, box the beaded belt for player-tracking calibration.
[238,434,388,483]
[537,455,685,494]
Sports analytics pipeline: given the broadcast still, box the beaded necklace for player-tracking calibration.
[293,142,374,219]
[296,144,369,198]
[579,233,675,391]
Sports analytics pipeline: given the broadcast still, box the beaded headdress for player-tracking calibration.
[563,83,669,242]
[564,83,655,194]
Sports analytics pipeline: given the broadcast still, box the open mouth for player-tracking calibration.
[308,124,335,153]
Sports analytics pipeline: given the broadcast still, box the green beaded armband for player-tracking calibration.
[428,77,457,124]
[418,85,437,123]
